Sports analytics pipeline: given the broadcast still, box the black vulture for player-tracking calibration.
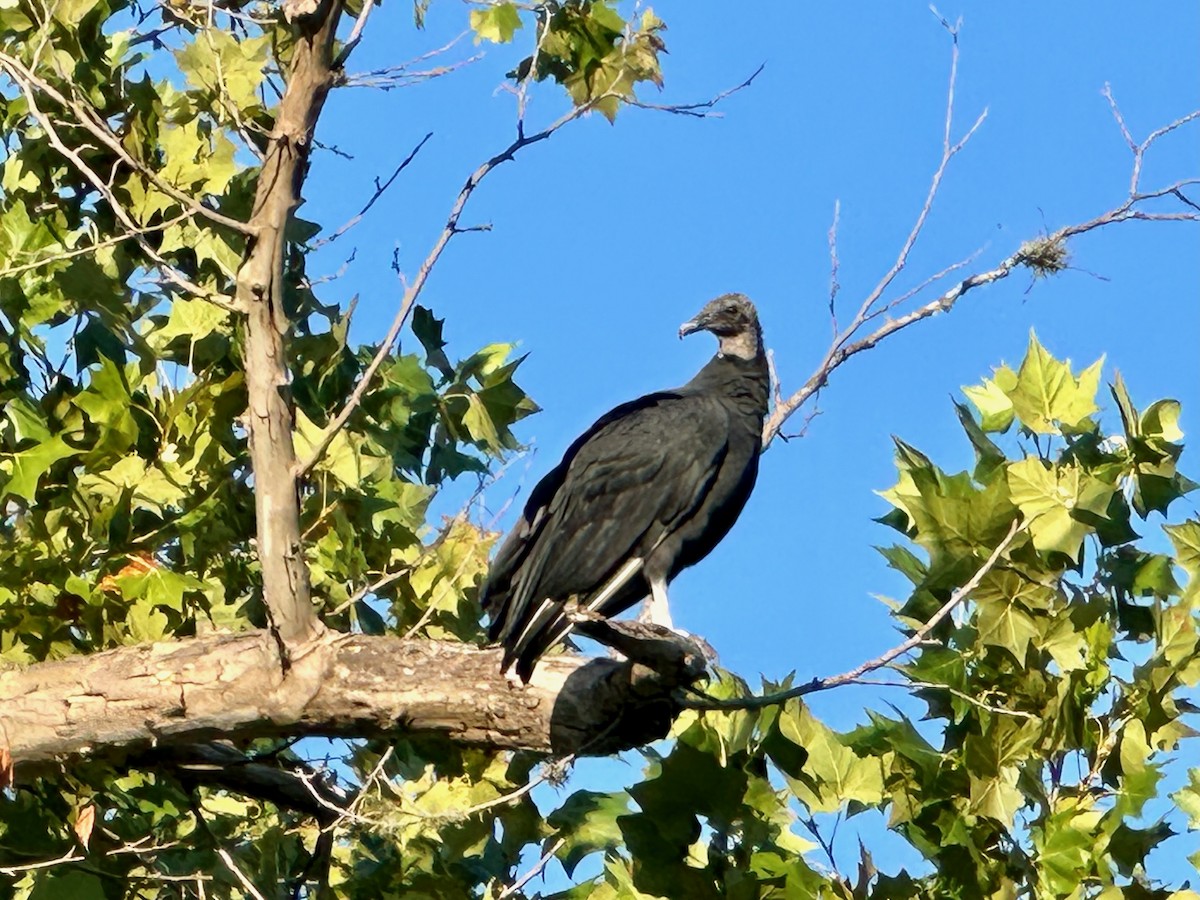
[482,293,770,681]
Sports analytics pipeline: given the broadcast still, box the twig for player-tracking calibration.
[499,837,566,900]
[762,117,1200,449]
[332,0,374,68]
[856,19,987,319]
[843,677,1038,720]
[683,519,1024,711]
[216,848,269,900]
[296,98,604,477]
[341,33,474,89]
[802,815,840,876]
[311,132,432,249]
[628,63,763,118]
[0,210,194,280]
[1103,83,1200,197]
[826,199,841,335]
[0,849,82,875]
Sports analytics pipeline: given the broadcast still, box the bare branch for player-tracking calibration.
[216,847,269,900]
[826,199,841,334]
[842,677,1039,720]
[342,34,479,90]
[311,131,433,249]
[302,69,763,476]
[856,36,987,321]
[628,63,764,118]
[683,518,1025,711]
[763,99,1200,448]
[297,99,600,477]
[332,0,374,68]
[499,837,566,899]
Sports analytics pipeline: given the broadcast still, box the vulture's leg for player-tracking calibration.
[636,576,674,630]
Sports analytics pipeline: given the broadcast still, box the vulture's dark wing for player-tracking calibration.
[483,389,730,677]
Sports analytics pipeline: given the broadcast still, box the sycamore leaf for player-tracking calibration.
[968,768,1023,826]
[470,2,522,43]
[963,365,1017,433]
[779,704,883,813]
[1165,519,1200,582]
[148,298,231,349]
[1,435,77,501]
[1172,767,1200,829]
[1007,332,1103,434]
[1006,458,1115,559]
[1142,399,1184,442]
[546,790,631,877]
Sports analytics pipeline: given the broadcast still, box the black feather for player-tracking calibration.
[481,294,770,680]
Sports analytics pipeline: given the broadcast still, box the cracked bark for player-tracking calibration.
[1,632,703,777]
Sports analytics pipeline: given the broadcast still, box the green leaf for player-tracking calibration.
[1,435,76,501]
[1116,719,1162,818]
[1007,332,1103,434]
[411,305,454,379]
[1171,767,1200,829]
[1141,398,1184,442]
[470,2,522,43]
[29,870,107,900]
[1165,520,1200,582]
[546,790,631,877]
[967,768,1023,826]
[976,598,1039,661]
[954,399,1005,482]
[1006,458,1115,559]
[779,703,884,813]
[1108,821,1174,877]
[962,365,1017,432]
[148,298,231,349]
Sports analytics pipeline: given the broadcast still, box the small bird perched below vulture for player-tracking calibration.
[482,293,770,681]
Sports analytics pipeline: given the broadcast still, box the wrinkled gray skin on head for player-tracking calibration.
[679,292,762,361]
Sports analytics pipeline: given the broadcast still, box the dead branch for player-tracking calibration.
[311,132,433,249]
[763,61,1200,448]
[295,98,602,477]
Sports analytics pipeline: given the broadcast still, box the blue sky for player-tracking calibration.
[304,1,1200,886]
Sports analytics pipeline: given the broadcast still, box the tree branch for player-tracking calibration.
[1,630,702,773]
[235,0,345,646]
[762,104,1200,448]
[296,98,601,477]
[683,518,1025,711]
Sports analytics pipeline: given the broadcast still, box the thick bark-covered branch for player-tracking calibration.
[235,0,342,644]
[1,630,702,775]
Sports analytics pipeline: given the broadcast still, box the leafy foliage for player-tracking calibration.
[1,0,1198,898]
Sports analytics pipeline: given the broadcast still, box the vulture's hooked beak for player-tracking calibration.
[678,317,703,340]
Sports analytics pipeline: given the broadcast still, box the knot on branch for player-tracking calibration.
[542,610,709,756]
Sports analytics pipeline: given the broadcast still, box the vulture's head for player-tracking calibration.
[679,293,762,360]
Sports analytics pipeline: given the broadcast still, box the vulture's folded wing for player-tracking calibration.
[483,390,730,675]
